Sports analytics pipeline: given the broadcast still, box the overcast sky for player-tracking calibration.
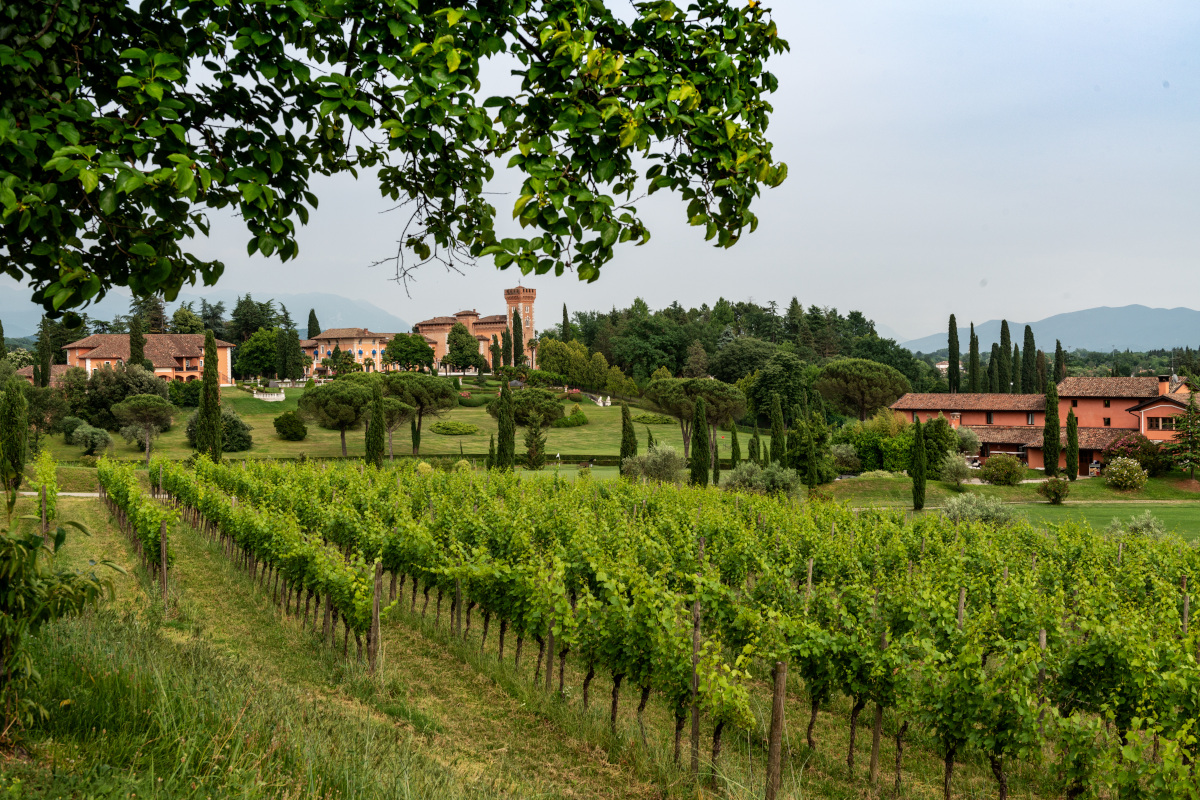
[10,1,1198,341]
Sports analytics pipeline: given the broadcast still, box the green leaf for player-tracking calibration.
[446,50,461,73]
[78,170,98,194]
[118,48,147,61]
[129,243,156,258]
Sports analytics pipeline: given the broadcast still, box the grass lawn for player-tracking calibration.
[1018,503,1200,540]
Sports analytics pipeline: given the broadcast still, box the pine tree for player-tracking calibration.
[748,425,761,464]
[689,398,709,486]
[486,434,495,469]
[562,304,570,340]
[1167,393,1200,481]
[128,315,146,368]
[910,418,926,510]
[730,425,741,467]
[512,310,525,367]
[307,309,321,339]
[365,382,386,468]
[195,330,223,461]
[968,324,980,393]
[769,392,786,464]
[523,419,546,470]
[1065,409,1079,481]
[947,314,960,393]
[0,379,29,492]
[1012,345,1022,393]
[988,344,1000,392]
[998,320,1011,393]
[1021,325,1037,392]
[501,328,513,367]
[1043,378,1060,477]
[496,383,515,470]
[619,403,638,474]
[1054,340,1066,384]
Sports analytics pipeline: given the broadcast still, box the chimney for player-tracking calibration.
[1158,375,1169,395]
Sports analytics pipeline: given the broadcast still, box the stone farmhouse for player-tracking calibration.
[18,333,237,387]
[413,286,538,370]
[891,375,1192,475]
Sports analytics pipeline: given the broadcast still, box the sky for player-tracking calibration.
[7,0,1199,342]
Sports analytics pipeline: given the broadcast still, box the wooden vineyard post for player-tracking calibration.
[369,561,383,674]
[1183,576,1191,637]
[869,631,888,785]
[765,661,787,800]
[805,558,814,608]
[159,520,169,611]
[956,587,966,630]
[545,620,554,693]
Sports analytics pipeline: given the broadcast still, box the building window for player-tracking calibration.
[1027,412,1035,425]
[1103,399,1111,408]
[1103,417,1111,427]
[1071,399,1077,407]
[986,412,994,425]
[913,412,919,422]
[1148,417,1175,431]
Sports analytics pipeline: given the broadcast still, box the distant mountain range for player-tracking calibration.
[903,305,1200,354]
[0,282,409,338]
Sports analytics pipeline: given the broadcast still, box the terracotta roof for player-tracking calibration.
[1057,377,1160,398]
[65,334,233,369]
[299,339,317,348]
[1124,393,1193,413]
[965,426,1041,446]
[313,328,393,340]
[476,315,508,324]
[454,309,480,316]
[65,333,234,351]
[891,393,1045,411]
[1074,427,1136,450]
[414,317,456,327]
[16,364,72,387]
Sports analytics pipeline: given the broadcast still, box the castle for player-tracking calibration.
[413,286,537,370]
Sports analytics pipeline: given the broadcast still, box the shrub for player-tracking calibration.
[622,445,687,484]
[552,407,589,428]
[416,461,434,475]
[831,443,861,474]
[59,416,86,440]
[1036,476,1071,505]
[430,421,479,436]
[70,424,111,456]
[453,459,472,472]
[77,454,98,467]
[980,453,1025,486]
[487,387,564,427]
[1103,432,1172,477]
[720,461,802,497]
[957,427,980,455]
[457,394,492,408]
[186,408,253,452]
[940,454,971,490]
[1106,510,1166,538]
[168,380,204,408]
[942,493,1018,527]
[1103,456,1148,491]
[273,411,308,441]
[858,469,899,479]
[632,413,673,425]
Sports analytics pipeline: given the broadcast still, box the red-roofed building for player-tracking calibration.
[891,375,1192,475]
[53,334,236,386]
[412,287,538,370]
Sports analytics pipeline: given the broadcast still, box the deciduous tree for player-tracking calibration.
[383,333,434,372]
[112,393,174,465]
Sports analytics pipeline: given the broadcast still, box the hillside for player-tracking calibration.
[903,305,1200,354]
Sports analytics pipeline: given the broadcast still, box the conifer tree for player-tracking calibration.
[194,330,223,461]
[307,309,321,339]
[689,398,709,486]
[968,324,980,392]
[496,383,516,470]
[619,403,638,475]
[501,328,513,367]
[1065,409,1079,481]
[910,418,926,510]
[1012,345,1022,393]
[998,320,1011,393]
[486,434,495,469]
[524,419,546,470]
[35,317,52,388]
[490,335,502,373]
[365,381,386,468]
[512,310,525,367]
[947,314,960,393]
[410,417,421,456]
[730,425,741,467]
[769,392,786,464]
[988,344,1000,392]
[748,425,761,464]
[562,304,571,340]
[128,314,146,368]
[711,437,721,485]
[1054,340,1066,383]
[0,379,29,492]
[1167,393,1200,481]
[1021,325,1037,392]
[1043,378,1060,477]
[0,319,6,362]
[1036,350,1047,392]
[646,426,655,450]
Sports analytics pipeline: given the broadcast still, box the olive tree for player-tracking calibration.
[112,393,175,464]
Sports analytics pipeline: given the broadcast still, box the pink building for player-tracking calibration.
[34,333,237,386]
[413,287,537,370]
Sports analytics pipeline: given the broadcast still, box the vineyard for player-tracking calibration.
[94,456,1200,799]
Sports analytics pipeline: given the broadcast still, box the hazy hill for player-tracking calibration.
[903,305,1200,354]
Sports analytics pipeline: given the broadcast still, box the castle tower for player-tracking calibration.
[504,286,537,366]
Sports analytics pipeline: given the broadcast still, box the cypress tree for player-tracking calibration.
[711,435,721,486]
[501,328,513,367]
[769,392,786,464]
[0,319,6,362]
[36,317,52,388]
[1065,409,1079,481]
[496,383,515,470]
[195,330,223,461]
[947,314,960,393]
[486,434,495,469]
[1043,378,1060,477]
[748,425,761,464]
[1012,345,1022,393]
[1021,326,1037,392]
[1054,340,1066,383]
[1036,350,1047,392]
[988,344,1000,392]
[619,403,638,474]
[365,381,386,468]
[689,398,709,486]
[307,309,321,339]
[276,328,289,379]
[968,324,980,393]
[0,379,29,492]
[730,425,741,467]
[128,315,146,367]
[562,304,570,340]
[523,419,546,470]
[910,418,926,511]
[410,417,421,456]
[804,422,819,490]
[646,426,655,450]
[786,427,803,471]
[512,310,525,367]
[998,320,1011,393]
